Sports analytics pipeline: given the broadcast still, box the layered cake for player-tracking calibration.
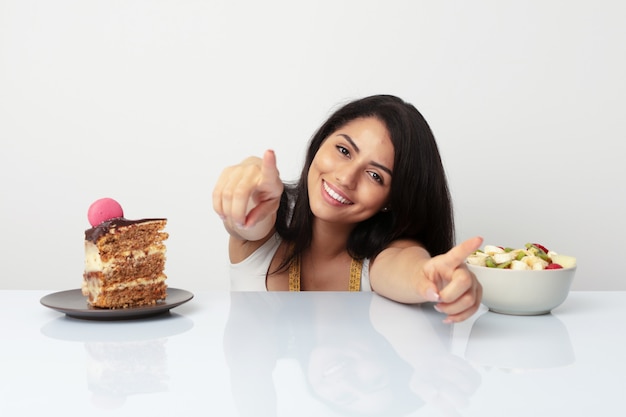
[82,198,169,308]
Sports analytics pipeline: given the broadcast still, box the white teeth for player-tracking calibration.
[323,181,352,205]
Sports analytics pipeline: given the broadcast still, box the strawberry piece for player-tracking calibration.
[545,263,563,270]
[533,243,550,254]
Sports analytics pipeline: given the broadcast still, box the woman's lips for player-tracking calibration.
[323,181,353,205]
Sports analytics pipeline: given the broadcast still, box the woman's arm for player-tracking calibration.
[369,236,483,323]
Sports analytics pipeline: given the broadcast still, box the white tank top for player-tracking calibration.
[229,234,372,291]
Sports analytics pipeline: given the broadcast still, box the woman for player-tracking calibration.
[213,94,482,323]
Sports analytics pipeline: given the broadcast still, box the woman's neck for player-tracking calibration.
[308,218,354,259]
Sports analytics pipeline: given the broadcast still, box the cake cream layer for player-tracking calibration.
[81,275,167,308]
[84,241,166,275]
[82,274,167,294]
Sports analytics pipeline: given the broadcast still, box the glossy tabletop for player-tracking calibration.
[1,290,624,417]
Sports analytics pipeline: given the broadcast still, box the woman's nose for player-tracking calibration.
[335,164,358,189]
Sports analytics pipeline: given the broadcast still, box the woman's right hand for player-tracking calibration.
[212,150,284,240]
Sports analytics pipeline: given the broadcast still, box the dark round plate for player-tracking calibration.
[40,288,194,320]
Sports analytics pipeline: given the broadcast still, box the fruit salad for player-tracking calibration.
[466,243,577,270]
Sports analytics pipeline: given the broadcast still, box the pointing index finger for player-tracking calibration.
[442,236,484,268]
[260,150,279,182]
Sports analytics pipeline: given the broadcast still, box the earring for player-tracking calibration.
[381,207,390,212]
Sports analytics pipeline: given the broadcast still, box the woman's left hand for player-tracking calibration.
[418,236,484,323]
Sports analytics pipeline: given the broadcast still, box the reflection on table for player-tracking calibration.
[40,312,194,410]
[224,292,481,417]
[465,312,574,371]
[0,290,624,417]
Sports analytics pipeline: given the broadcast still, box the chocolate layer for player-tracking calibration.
[85,218,166,243]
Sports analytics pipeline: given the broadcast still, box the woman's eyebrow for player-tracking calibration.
[338,134,393,176]
[339,133,361,153]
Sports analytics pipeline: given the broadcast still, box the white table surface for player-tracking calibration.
[1,290,624,417]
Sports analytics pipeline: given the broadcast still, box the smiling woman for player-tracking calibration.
[212,94,483,323]
[307,117,393,224]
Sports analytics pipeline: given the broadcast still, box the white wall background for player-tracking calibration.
[1,0,624,291]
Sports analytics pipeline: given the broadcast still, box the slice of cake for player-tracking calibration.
[82,198,169,309]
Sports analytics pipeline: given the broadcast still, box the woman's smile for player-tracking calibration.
[322,180,353,205]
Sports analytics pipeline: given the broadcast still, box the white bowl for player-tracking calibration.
[467,264,576,315]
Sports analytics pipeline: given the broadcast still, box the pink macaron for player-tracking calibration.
[88,198,124,227]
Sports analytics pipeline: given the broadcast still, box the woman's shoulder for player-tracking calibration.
[229,233,283,291]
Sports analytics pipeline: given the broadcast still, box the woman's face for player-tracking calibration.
[307,117,394,226]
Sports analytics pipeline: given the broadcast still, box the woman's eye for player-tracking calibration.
[336,145,350,157]
[369,171,383,184]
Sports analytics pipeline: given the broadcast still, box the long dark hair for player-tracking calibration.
[275,94,454,271]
